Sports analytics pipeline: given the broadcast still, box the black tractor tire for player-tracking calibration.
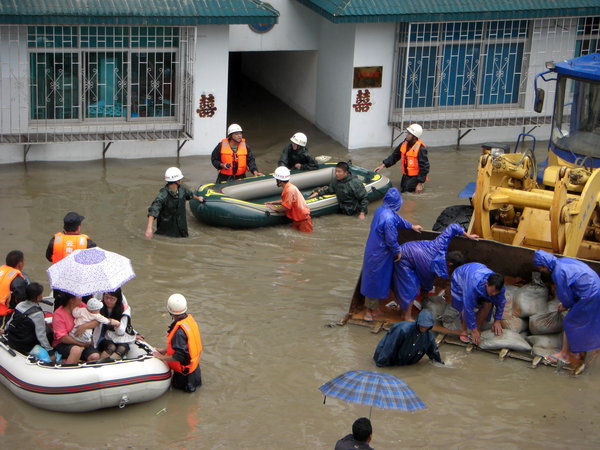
[432,205,474,232]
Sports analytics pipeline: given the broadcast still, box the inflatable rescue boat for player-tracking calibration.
[190,163,392,228]
[0,337,171,412]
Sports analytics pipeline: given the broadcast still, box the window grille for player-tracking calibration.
[390,17,600,133]
[0,25,195,144]
[576,17,600,56]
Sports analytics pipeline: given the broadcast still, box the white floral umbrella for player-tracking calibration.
[47,247,136,296]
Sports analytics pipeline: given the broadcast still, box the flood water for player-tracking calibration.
[1,83,599,449]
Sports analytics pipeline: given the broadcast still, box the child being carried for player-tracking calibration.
[70,298,119,343]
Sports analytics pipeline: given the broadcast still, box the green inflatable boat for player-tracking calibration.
[190,163,392,228]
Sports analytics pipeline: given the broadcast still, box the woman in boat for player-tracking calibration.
[93,289,135,359]
[534,249,600,365]
[360,188,422,321]
[5,282,55,361]
[53,293,100,364]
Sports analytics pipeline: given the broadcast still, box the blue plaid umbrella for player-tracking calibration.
[319,370,425,418]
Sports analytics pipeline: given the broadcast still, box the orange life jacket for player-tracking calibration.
[400,139,425,177]
[220,138,248,176]
[0,264,22,316]
[166,314,202,374]
[52,232,89,263]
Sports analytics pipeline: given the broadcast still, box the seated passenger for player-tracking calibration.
[70,298,118,344]
[5,282,55,361]
[53,293,100,364]
[0,250,29,325]
[311,162,368,219]
[93,289,136,359]
[277,132,318,171]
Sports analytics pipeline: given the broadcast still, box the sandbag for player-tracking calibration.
[532,346,557,357]
[512,283,548,318]
[440,304,462,330]
[547,298,560,312]
[527,333,562,349]
[500,316,528,333]
[479,329,532,352]
[501,285,520,320]
[422,295,447,321]
[529,311,563,335]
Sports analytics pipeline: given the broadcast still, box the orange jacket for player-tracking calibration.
[52,232,89,263]
[281,182,311,223]
[400,139,424,177]
[0,265,21,315]
[220,138,248,176]
[166,314,202,374]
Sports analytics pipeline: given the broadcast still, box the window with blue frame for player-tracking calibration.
[28,26,180,121]
[397,20,529,109]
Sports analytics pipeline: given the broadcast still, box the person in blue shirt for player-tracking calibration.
[360,188,422,321]
[451,262,506,345]
[394,223,478,320]
[534,249,600,365]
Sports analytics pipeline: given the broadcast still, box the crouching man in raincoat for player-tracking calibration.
[534,249,600,366]
[451,263,506,345]
[153,294,202,393]
[394,223,478,320]
[373,310,443,366]
[360,188,422,321]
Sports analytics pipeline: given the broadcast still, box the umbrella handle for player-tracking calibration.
[323,395,326,405]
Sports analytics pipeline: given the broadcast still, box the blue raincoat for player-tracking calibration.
[450,262,506,330]
[393,224,465,310]
[373,310,443,366]
[360,188,412,299]
[534,250,600,353]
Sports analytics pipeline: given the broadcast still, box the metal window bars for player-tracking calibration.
[389,17,600,139]
[0,25,195,144]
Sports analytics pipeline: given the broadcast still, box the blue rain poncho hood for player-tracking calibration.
[416,309,434,329]
[533,249,558,272]
[383,187,403,211]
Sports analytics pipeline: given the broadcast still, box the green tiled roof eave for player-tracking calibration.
[0,0,279,26]
[295,0,600,23]
[0,15,279,26]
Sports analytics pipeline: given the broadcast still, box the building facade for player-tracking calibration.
[0,1,599,163]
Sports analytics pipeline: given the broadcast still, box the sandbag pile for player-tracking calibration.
[491,280,564,355]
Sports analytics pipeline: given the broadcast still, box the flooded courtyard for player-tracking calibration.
[0,84,599,449]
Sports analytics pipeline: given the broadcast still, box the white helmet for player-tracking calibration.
[273,166,291,181]
[406,123,423,139]
[167,293,188,315]
[227,123,243,136]
[290,132,307,147]
[165,167,184,182]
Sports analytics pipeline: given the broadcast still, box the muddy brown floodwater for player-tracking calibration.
[1,87,599,449]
